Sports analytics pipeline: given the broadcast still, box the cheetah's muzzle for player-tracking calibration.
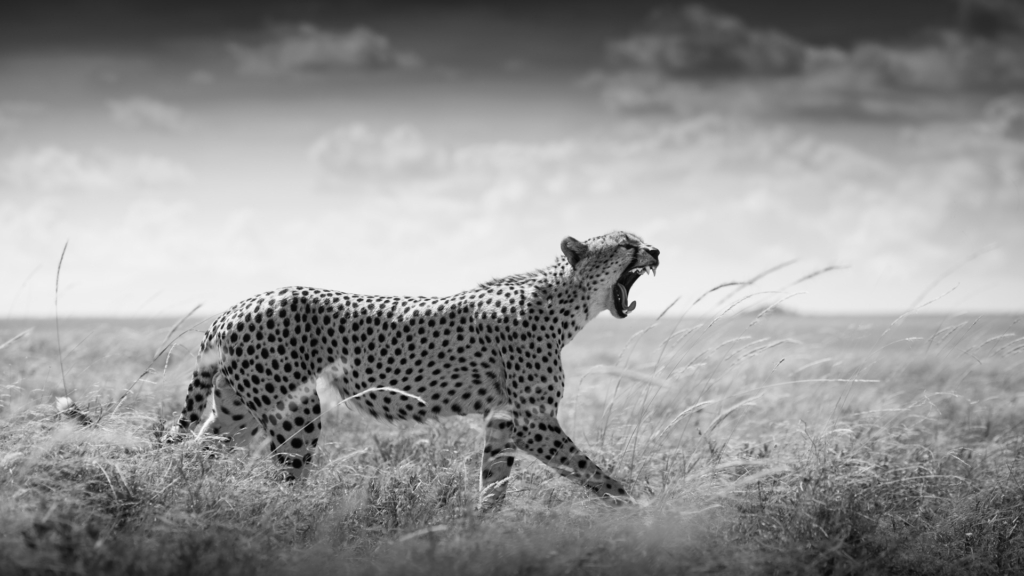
[613,258,658,317]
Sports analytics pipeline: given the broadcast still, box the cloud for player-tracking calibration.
[309,124,449,191]
[983,94,1024,138]
[309,118,890,197]
[452,141,580,173]
[591,70,782,116]
[897,97,1024,245]
[808,32,1024,92]
[228,24,422,76]
[598,3,1024,121]
[0,147,193,192]
[306,111,1023,310]
[108,96,188,133]
[310,124,613,200]
[956,0,1024,38]
[607,5,808,77]
[3,108,1021,315]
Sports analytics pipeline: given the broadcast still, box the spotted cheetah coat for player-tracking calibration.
[171,231,660,508]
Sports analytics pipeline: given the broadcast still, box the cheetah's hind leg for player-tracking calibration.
[260,379,323,481]
[479,405,517,511]
[197,376,265,449]
[162,343,223,443]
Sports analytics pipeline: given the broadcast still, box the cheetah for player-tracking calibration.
[167,231,660,508]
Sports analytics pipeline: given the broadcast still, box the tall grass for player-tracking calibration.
[0,297,1022,574]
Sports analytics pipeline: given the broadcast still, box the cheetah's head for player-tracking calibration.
[561,231,660,319]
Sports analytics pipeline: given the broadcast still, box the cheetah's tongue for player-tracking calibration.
[614,283,637,315]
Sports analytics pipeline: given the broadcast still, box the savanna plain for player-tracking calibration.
[1,295,1022,575]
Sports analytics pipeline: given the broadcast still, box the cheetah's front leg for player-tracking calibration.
[515,410,631,504]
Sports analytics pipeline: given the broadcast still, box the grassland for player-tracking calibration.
[0,307,1022,575]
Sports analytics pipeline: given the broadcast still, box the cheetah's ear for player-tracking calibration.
[560,236,588,268]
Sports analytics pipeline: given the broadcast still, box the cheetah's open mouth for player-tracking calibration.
[612,260,657,318]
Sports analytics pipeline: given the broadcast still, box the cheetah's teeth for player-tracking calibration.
[632,266,652,276]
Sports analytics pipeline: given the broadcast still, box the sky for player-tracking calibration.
[1,0,1022,317]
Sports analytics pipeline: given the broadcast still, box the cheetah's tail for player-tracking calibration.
[55,396,92,426]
